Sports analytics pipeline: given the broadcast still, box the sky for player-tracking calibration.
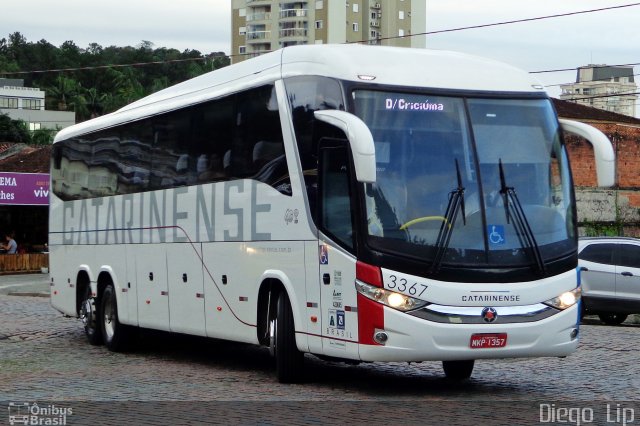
[1,0,639,103]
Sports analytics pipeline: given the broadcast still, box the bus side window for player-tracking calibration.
[319,140,355,250]
[231,85,289,192]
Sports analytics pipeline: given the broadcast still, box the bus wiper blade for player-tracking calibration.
[455,159,466,225]
[498,159,511,225]
[430,160,465,274]
[498,160,546,274]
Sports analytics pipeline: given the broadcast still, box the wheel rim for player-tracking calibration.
[80,299,92,327]
[103,293,115,340]
[268,318,277,357]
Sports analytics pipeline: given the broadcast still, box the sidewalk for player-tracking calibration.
[0,272,50,296]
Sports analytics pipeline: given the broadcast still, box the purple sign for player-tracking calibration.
[0,172,50,206]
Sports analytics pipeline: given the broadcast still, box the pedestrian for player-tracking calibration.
[2,232,17,254]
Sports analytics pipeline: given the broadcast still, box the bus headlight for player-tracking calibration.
[356,281,428,312]
[544,287,581,310]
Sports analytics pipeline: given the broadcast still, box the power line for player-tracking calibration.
[3,52,638,79]
[353,2,640,45]
[545,72,640,88]
[531,62,640,74]
[561,91,640,102]
[0,56,213,76]
[2,3,640,77]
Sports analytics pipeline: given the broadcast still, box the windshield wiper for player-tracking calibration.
[498,159,546,274]
[430,159,466,274]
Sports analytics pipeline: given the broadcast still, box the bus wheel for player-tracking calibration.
[100,284,131,351]
[80,286,102,345]
[442,360,474,380]
[598,313,627,326]
[274,291,304,383]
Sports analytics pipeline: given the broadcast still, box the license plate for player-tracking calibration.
[470,333,507,349]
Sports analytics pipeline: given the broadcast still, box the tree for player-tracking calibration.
[47,75,79,111]
[1,33,232,122]
[0,114,31,143]
[31,128,55,145]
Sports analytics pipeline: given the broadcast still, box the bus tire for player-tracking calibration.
[275,291,304,383]
[80,285,102,346]
[100,284,131,352]
[442,360,474,380]
[598,313,627,326]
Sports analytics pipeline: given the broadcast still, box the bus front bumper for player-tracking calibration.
[357,303,580,362]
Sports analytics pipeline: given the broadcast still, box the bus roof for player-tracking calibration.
[54,44,546,142]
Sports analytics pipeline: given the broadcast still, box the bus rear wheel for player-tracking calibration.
[100,284,131,351]
[80,285,102,346]
[442,360,474,380]
[273,291,304,383]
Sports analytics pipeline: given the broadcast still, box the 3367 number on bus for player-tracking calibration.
[384,275,428,297]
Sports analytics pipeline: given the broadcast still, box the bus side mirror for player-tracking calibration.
[314,110,376,183]
[559,119,616,187]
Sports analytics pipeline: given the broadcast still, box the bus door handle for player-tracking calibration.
[149,272,154,281]
[182,273,188,283]
[621,271,633,277]
[323,273,330,285]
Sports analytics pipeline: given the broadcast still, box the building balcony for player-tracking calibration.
[279,28,308,39]
[279,9,308,19]
[246,0,272,6]
[247,12,272,22]
[247,30,272,41]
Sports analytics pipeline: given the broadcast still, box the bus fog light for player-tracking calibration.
[570,328,579,340]
[373,330,388,345]
[543,287,581,310]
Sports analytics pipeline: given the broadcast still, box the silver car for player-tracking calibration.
[578,237,640,325]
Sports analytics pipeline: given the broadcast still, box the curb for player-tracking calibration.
[7,292,50,298]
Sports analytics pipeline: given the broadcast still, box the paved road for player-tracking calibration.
[0,273,49,296]
[1,284,639,425]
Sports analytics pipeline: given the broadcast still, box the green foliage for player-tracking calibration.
[0,113,31,143]
[581,221,622,237]
[31,128,55,145]
[0,32,231,122]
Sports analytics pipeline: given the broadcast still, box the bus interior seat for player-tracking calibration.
[253,141,284,168]
[250,141,286,185]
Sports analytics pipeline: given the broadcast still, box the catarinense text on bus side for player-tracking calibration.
[59,180,273,245]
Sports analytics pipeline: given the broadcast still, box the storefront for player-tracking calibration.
[0,171,49,273]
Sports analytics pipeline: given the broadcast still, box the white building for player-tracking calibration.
[560,65,637,118]
[0,78,75,131]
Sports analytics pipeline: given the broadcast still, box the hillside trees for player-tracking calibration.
[0,32,230,122]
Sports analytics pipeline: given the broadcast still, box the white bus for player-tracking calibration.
[50,44,615,382]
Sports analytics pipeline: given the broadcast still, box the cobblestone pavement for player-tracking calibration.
[1,295,639,425]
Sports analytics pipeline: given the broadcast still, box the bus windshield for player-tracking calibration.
[352,90,575,269]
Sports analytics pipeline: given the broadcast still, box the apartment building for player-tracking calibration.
[0,78,75,131]
[231,0,426,63]
[560,65,637,118]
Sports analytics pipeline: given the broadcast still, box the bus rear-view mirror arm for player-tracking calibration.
[314,110,376,183]
[559,119,616,187]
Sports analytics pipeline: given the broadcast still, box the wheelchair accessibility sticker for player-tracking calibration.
[488,225,505,245]
[319,244,329,265]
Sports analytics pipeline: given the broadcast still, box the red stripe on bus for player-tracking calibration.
[357,293,384,345]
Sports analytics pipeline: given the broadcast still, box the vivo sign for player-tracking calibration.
[0,172,50,205]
